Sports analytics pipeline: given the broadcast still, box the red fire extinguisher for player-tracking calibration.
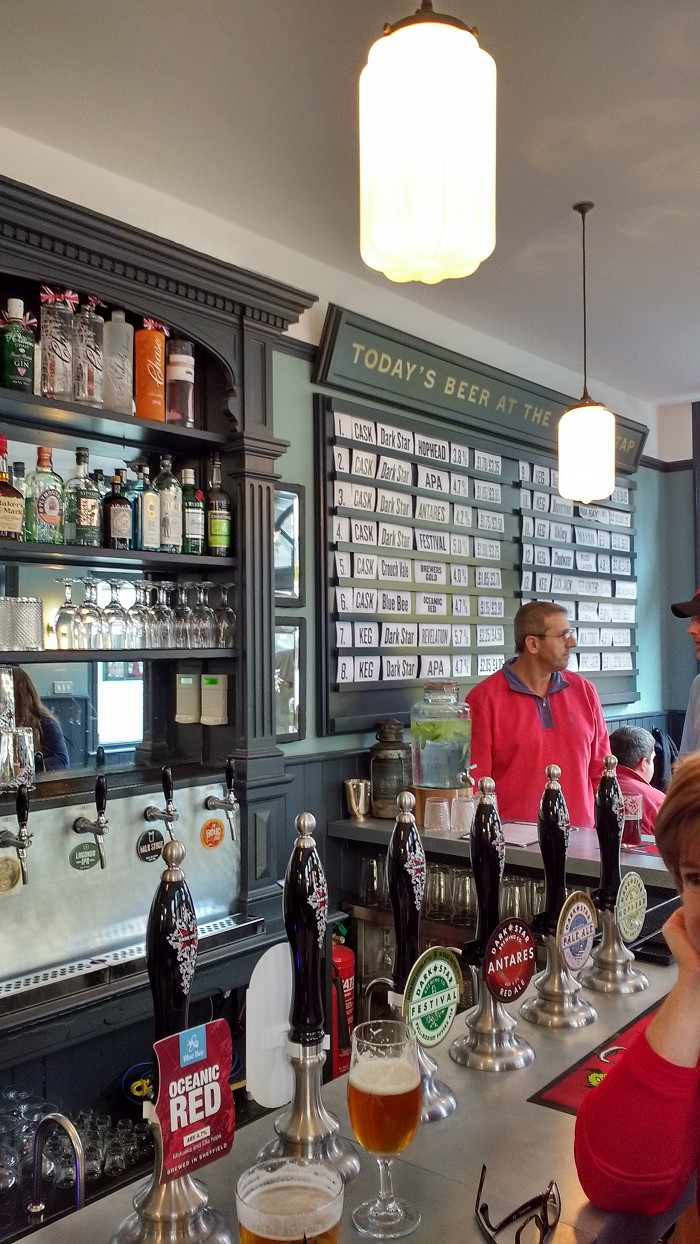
[331,927,355,1079]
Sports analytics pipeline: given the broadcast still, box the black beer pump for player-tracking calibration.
[450,777,535,1072]
[110,766,231,1244]
[580,755,649,994]
[520,765,597,1029]
[384,791,457,1123]
[257,812,360,1182]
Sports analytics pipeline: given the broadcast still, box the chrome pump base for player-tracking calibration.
[387,998,456,1122]
[112,1123,231,1244]
[579,908,649,994]
[256,1041,360,1184]
[520,935,597,1029]
[449,977,535,1073]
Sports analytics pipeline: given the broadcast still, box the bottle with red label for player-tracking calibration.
[0,435,24,540]
[24,446,64,543]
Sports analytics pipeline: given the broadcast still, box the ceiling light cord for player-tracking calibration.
[574,200,594,402]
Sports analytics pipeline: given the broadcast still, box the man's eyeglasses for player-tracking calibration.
[531,628,575,641]
[474,1164,561,1243]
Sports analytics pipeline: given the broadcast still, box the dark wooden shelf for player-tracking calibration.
[1,648,235,664]
[0,387,229,456]
[0,539,236,571]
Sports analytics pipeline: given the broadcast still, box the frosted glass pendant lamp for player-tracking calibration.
[359,0,496,284]
[558,202,616,504]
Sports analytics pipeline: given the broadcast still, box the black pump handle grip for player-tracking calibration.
[16,784,29,828]
[95,774,107,816]
[226,756,235,793]
[162,765,174,805]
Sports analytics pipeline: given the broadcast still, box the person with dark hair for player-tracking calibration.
[670,589,700,759]
[12,667,69,771]
[466,600,609,827]
[574,752,700,1243]
[608,725,665,836]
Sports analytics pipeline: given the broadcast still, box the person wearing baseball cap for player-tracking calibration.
[671,589,700,759]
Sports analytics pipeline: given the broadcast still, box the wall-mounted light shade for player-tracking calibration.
[359,17,496,284]
[557,401,616,504]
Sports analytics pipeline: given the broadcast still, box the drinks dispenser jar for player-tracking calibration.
[410,683,471,791]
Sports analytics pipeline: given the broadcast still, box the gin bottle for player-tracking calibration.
[72,302,104,405]
[40,293,74,399]
[25,446,64,543]
[205,452,232,556]
[64,447,102,546]
[102,310,134,414]
[102,476,133,550]
[0,436,24,540]
[133,465,160,552]
[154,454,182,553]
[1,299,34,392]
[181,468,204,554]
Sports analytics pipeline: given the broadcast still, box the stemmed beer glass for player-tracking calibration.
[347,1019,422,1238]
[54,578,77,650]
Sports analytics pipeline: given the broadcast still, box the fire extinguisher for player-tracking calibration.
[331,926,355,1079]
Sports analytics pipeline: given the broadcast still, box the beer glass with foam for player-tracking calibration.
[346,1019,422,1238]
[235,1157,343,1244]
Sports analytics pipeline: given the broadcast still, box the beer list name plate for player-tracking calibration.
[316,398,639,734]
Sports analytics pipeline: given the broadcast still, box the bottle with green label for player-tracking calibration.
[205,452,231,557]
[181,468,205,554]
[1,298,34,392]
[64,446,102,546]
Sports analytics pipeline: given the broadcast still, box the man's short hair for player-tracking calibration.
[609,726,654,770]
[513,601,568,653]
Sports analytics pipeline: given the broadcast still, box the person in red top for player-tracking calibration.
[466,601,609,827]
[608,725,665,837]
[574,753,700,1242]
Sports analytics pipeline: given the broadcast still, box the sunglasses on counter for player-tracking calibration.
[474,1163,562,1243]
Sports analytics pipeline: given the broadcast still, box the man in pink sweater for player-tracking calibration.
[466,601,609,828]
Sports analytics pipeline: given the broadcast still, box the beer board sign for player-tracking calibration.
[152,1018,235,1182]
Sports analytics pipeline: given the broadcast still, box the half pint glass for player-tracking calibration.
[235,1158,344,1244]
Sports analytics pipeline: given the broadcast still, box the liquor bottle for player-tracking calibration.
[205,452,232,556]
[532,764,570,938]
[102,476,133,550]
[134,465,160,552]
[40,291,74,399]
[72,302,104,405]
[154,454,182,553]
[24,446,64,544]
[165,339,195,426]
[386,793,426,992]
[134,321,166,421]
[102,310,134,415]
[466,777,505,966]
[115,467,129,496]
[64,447,102,547]
[1,299,34,392]
[90,468,106,496]
[11,462,25,501]
[591,754,624,912]
[181,468,204,554]
[283,813,328,1045]
[0,436,24,540]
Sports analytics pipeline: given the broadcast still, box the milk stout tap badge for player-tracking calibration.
[520,766,597,1029]
[257,813,360,1181]
[450,778,535,1072]
[385,791,457,1122]
[579,755,649,995]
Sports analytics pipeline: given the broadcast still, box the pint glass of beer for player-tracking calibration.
[235,1157,343,1244]
[347,1019,422,1238]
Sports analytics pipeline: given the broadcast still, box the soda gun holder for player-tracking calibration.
[257,813,360,1184]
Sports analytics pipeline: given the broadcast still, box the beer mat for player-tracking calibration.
[621,837,660,856]
[528,1000,662,1116]
[502,822,540,846]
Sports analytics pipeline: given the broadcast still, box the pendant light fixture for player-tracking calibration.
[359,1,496,284]
[557,202,616,504]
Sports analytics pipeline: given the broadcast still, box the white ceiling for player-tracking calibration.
[1,0,700,406]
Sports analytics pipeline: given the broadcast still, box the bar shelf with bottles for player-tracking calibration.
[0,539,235,570]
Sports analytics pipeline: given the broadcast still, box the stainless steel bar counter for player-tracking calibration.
[24,961,678,1244]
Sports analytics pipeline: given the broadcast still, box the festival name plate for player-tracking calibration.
[403,947,462,1047]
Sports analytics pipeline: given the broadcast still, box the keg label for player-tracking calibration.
[69,841,100,870]
[615,872,648,943]
[557,891,597,971]
[403,946,461,1047]
[153,1018,234,1181]
[136,828,165,862]
[484,918,536,1001]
